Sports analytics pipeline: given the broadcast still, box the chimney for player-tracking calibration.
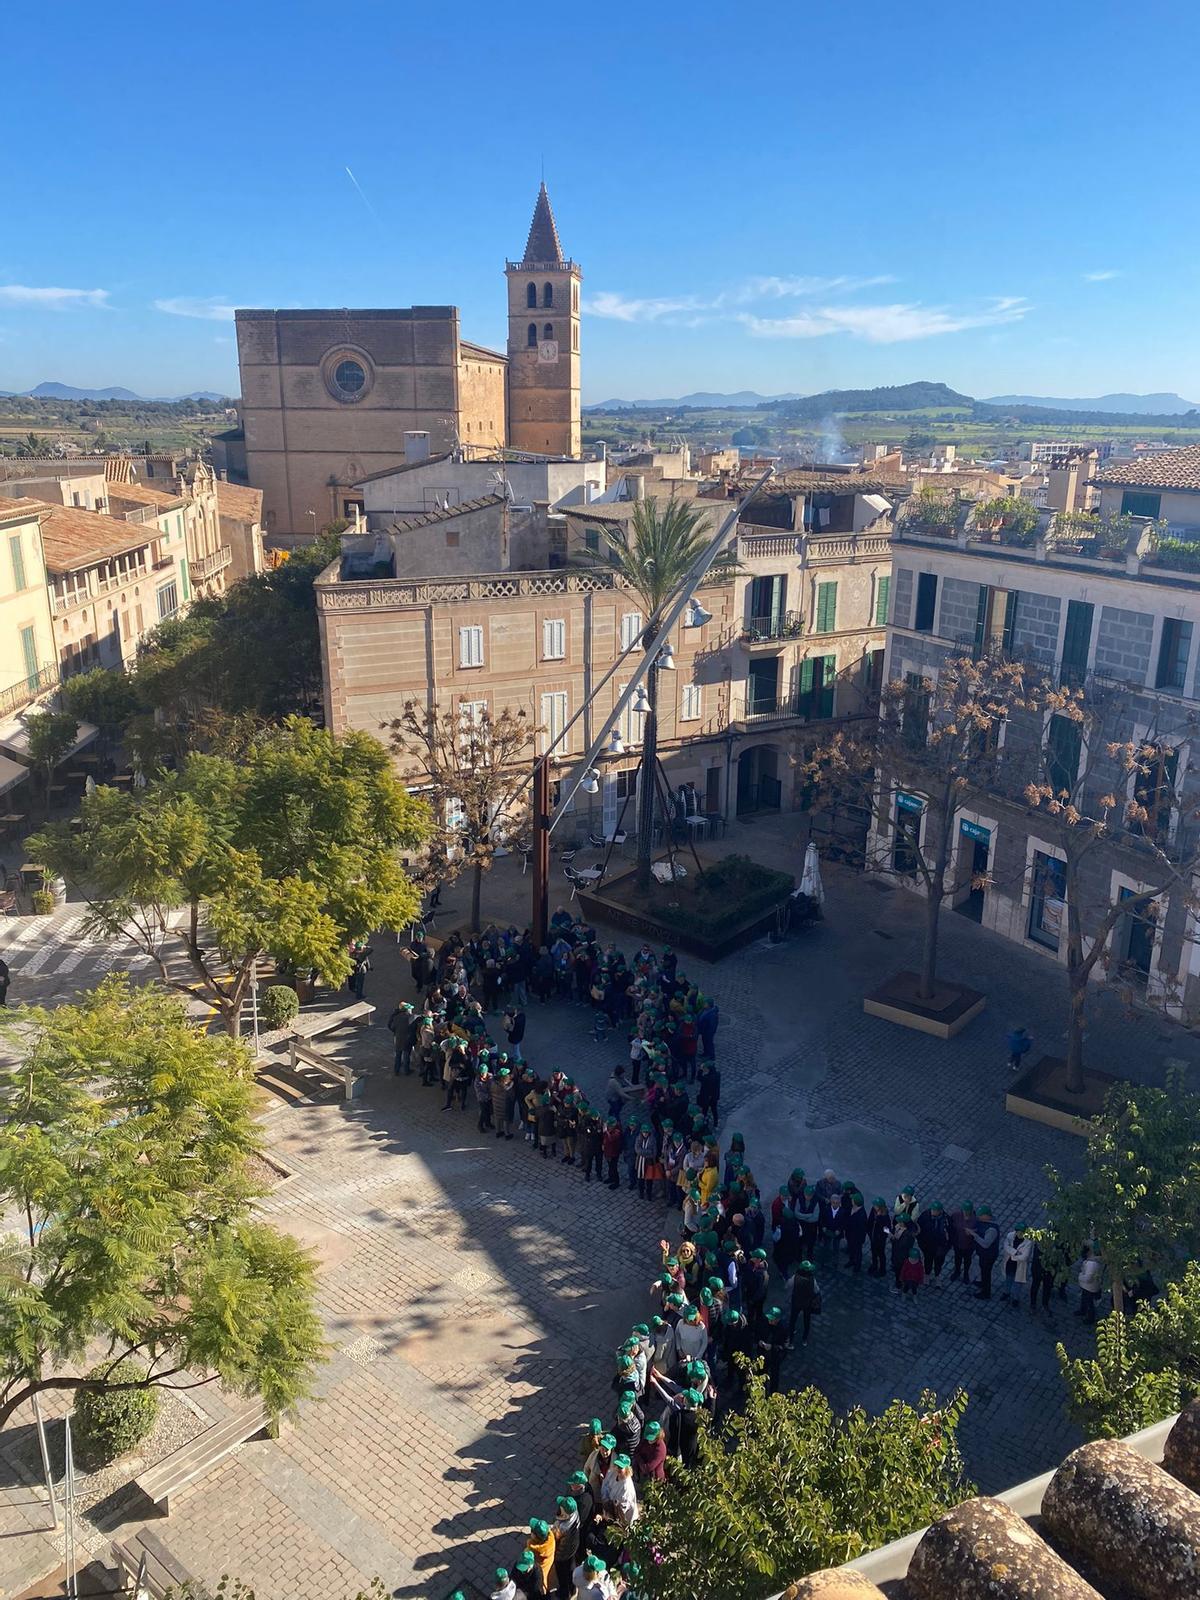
[404,431,431,465]
[628,473,646,500]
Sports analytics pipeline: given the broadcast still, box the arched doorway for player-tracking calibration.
[736,744,782,815]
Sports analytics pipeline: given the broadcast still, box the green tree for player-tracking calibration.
[0,979,325,1429]
[29,718,430,1036]
[590,498,734,889]
[23,708,79,816]
[627,1373,971,1600]
[387,702,537,933]
[59,667,142,753]
[1045,1072,1200,1315]
[1057,1265,1200,1438]
[906,484,960,529]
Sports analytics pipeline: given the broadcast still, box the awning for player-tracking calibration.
[0,717,99,764]
[0,751,30,797]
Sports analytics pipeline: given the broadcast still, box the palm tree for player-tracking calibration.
[591,497,735,890]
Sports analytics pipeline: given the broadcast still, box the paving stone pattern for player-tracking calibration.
[6,813,1200,1598]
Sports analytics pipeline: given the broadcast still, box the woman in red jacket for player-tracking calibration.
[632,1418,668,1483]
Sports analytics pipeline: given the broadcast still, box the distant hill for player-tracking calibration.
[585,390,805,411]
[984,391,1200,415]
[768,380,973,418]
[11,382,230,403]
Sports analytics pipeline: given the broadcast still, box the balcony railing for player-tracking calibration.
[738,693,803,724]
[745,611,804,642]
[189,544,232,582]
[0,660,59,717]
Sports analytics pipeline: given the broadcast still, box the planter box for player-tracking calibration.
[577,864,794,962]
[863,970,986,1039]
[1006,1053,1115,1137]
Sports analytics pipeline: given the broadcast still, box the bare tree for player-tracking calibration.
[1024,680,1200,1093]
[805,652,1043,1003]
[386,702,539,932]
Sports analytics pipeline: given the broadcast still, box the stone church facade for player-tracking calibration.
[235,185,581,537]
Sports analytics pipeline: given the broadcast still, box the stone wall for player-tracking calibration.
[1012,590,1061,664]
[937,575,981,645]
[1095,603,1155,681]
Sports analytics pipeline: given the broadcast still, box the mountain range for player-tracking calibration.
[585,390,804,411]
[0,382,229,402]
[983,391,1200,415]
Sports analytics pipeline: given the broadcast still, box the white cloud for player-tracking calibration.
[154,295,237,322]
[740,296,1031,344]
[737,273,896,300]
[1083,269,1120,282]
[0,284,109,309]
[586,291,713,323]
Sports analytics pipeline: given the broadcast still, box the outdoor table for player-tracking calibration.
[685,814,709,840]
[20,862,45,888]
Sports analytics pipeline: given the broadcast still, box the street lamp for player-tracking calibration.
[608,728,626,756]
[580,767,600,794]
[658,640,676,670]
[685,598,712,628]
[632,684,651,715]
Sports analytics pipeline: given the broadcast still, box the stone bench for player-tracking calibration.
[135,1402,271,1515]
[112,1527,197,1597]
[288,1037,365,1100]
[288,1000,375,1040]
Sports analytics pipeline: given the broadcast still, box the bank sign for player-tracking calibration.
[959,819,991,844]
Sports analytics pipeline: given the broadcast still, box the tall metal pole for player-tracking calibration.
[531,756,550,947]
[31,1394,58,1530]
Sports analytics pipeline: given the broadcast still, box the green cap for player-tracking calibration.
[557,1494,577,1513]
[530,1517,549,1538]
[585,1555,607,1573]
[932,1201,944,1213]
[515,1552,535,1573]
[617,1393,634,1412]
[766,1305,782,1320]
[683,1387,702,1405]
[495,1569,509,1583]
[644,1420,662,1441]
[612,1452,631,1470]
[600,1433,616,1451]
[751,1248,767,1261]
[568,1470,588,1487]
[589,1417,603,1433]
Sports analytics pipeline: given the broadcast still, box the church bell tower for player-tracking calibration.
[505,183,581,457]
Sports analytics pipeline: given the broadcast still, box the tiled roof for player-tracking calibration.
[391,494,504,530]
[522,182,564,264]
[353,453,454,486]
[0,496,47,524]
[214,480,263,525]
[106,480,183,512]
[35,502,156,571]
[1094,441,1200,491]
[790,1401,1200,1600]
[459,340,506,364]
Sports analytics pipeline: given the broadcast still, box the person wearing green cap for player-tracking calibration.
[788,1259,820,1347]
[599,1450,639,1531]
[893,1183,919,1224]
[576,1553,614,1600]
[919,1200,951,1279]
[490,1568,517,1600]
[585,1432,615,1496]
[970,1206,1000,1299]
[526,1517,555,1592]
[900,1243,926,1294]
[667,1385,702,1468]
[950,1202,978,1284]
[580,1417,605,1465]
[866,1197,891,1277]
[511,1547,543,1598]
[633,1417,667,1482]
[1002,1221,1033,1304]
[491,1066,516,1139]
[757,1304,787,1391]
[613,1389,643,1454]
[552,1496,580,1597]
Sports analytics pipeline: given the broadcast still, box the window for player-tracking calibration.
[749,574,786,635]
[19,624,37,687]
[617,683,642,747]
[800,654,836,718]
[893,794,922,875]
[815,581,838,634]
[680,682,703,722]
[331,358,366,397]
[1155,617,1192,692]
[903,670,930,748]
[540,691,568,754]
[620,611,643,651]
[914,572,938,632]
[874,575,890,628]
[1118,886,1156,983]
[1028,851,1067,950]
[156,581,179,620]
[180,559,190,602]
[458,700,488,753]
[9,534,26,592]
[542,618,566,660]
[528,322,538,347]
[72,492,82,508]
[458,624,484,668]
[1061,599,1093,685]
[866,648,885,693]
[1131,745,1179,843]
[975,585,1016,655]
[526,282,537,308]
[1045,713,1082,797]
[543,283,554,307]
[585,527,599,553]
[1121,490,1162,519]
[543,322,554,341]
[615,768,638,799]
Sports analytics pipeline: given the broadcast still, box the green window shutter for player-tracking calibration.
[1046,714,1082,797]
[1002,590,1018,653]
[799,656,815,710]
[1061,599,1093,680]
[816,582,837,633]
[875,575,890,627]
[180,559,190,601]
[818,654,836,717]
[20,625,37,684]
[973,585,988,652]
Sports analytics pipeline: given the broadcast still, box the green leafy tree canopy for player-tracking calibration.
[29,717,430,1035]
[626,1371,971,1600]
[0,979,325,1429]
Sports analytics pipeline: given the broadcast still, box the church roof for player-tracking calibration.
[522,182,564,265]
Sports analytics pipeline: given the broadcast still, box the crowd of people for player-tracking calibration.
[398,914,1112,1600]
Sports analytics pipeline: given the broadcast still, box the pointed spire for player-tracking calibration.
[522,182,563,265]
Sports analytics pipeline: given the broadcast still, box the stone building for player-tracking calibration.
[235,183,583,539]
[316,476,893,826]
[0,499,57,726]
[877,448,1200,1017]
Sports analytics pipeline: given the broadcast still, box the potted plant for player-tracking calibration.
[30,888,55,915]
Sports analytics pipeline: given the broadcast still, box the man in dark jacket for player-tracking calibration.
[949,1202,977,1284]
[696,1061,721,1128]
[866,1198,891,1276]
[969,1206,1000,1299]
[566,1470,595,1555]
[789,1261,820,1345]
[918,1201,952,1279]
[843,1192,868,1272]
[579,1108,604,1182]
[756,1304,788,1392]
[503,1006,527,1063]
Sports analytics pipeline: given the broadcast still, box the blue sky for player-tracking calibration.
[3,0,1198,404]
